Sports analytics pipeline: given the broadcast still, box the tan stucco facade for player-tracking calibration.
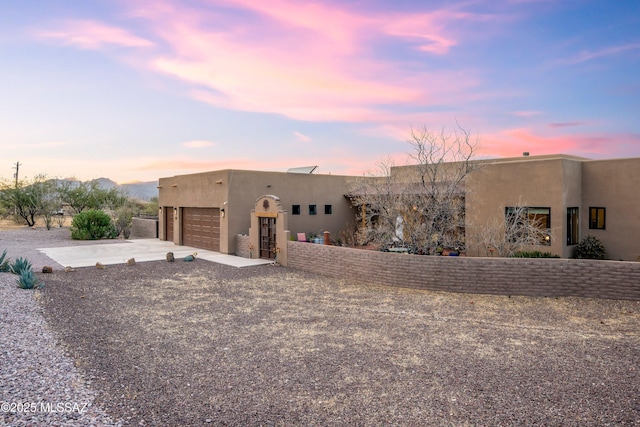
[159,170,357,256]
[158,155,640,261]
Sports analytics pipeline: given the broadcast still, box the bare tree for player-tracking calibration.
[472,202,552,257]
[347,124,480,254]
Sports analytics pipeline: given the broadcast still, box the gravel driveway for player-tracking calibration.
[2,227,640,426]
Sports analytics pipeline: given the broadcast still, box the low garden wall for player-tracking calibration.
[131,217,158,239]
[286,241,640,301]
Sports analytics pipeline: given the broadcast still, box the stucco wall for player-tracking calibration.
[159,169,358,255]
[582,158,640,261]
[465,157,576,257]
[286,242,640,300]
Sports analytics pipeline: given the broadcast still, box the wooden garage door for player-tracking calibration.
[182,207,220,251]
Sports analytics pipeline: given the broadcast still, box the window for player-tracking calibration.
[505,206,551,245]
[292,205,300,215]
[567,207,579,245]
[308,204,317,215]
[589,207,606,230]
[324,204,332,215]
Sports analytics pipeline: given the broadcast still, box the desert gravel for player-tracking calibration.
[1,226,640,426]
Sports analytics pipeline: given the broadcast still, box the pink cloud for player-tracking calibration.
[510,111,543,117]
[548,122,585,128]
[293,132,311,143]
[36,1,488,123]
[182,140,216,148]
[35,20,154,49]
[481,128,640,159]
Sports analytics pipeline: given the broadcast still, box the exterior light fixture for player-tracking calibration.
[221,209,225,218]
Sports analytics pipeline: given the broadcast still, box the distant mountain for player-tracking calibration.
[120,181,158,201]
[56,178,158,201]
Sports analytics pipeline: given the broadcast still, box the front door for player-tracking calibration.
[259,217,276,259]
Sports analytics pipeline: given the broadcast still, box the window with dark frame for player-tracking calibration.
[589,207,606,230]
[324,204,332,215]
[567,207,579,245]
[292,205,301,215]
[308,204,317,215]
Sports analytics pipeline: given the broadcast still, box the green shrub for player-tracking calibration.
[510,251,560,258]
[574,235,607,260]
[10,257,33,275]
[16,269,42,289]
[71,209,117,240]
[0,249,11,272]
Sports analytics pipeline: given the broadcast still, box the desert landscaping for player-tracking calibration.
[1,224,639,426]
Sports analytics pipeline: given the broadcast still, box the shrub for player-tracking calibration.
[113,205,134,239]
[0,249,11,272]
[510,251,560,258]
[574,235,607,260]
[71,209,117,240]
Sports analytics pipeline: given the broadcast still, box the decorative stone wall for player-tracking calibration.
[285,241,640,301]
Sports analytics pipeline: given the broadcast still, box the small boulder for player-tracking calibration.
[166,252,175,262]
[183,252,198,262]
[42,266,53,274]
[64,266,76,273]
[126,258,136,266]
[96,262,105,269]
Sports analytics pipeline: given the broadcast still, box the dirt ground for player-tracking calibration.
[37,258,640,426]
[2,224,639,425]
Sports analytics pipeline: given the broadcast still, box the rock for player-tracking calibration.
[42,266,53,273]
[96,262,105,269]
[64,266,75,272]
[166,252,175,262]
[126,258,136,266]
[183,252,198,262]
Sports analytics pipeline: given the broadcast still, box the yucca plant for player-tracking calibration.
[0,249,11,272]
[16,269,42,289]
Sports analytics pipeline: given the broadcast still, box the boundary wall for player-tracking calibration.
[131,218,158,239]
[286,241,640,300]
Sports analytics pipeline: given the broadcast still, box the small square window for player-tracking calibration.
[589,207,606,230]
[292,205,300,215]
[308,204,317,215]
[324,204,332,215]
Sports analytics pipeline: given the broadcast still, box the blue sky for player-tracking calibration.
[1,0,639,183]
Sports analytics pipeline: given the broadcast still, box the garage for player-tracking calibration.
[182,207,220,251]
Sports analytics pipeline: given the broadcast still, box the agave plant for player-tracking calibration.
[16,269,42,289]
[10,257,33,275]
[0,249,11,272]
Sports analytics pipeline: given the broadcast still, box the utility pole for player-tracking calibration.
[13,161,21,188]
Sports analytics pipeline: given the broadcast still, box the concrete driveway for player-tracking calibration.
[38,239,272,268]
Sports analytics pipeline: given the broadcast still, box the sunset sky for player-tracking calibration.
[1,0,639,183]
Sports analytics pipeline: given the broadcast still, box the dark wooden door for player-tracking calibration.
[165,206,174,242]
[259,217,276,259]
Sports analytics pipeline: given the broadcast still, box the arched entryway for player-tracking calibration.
[249,195,288,262]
